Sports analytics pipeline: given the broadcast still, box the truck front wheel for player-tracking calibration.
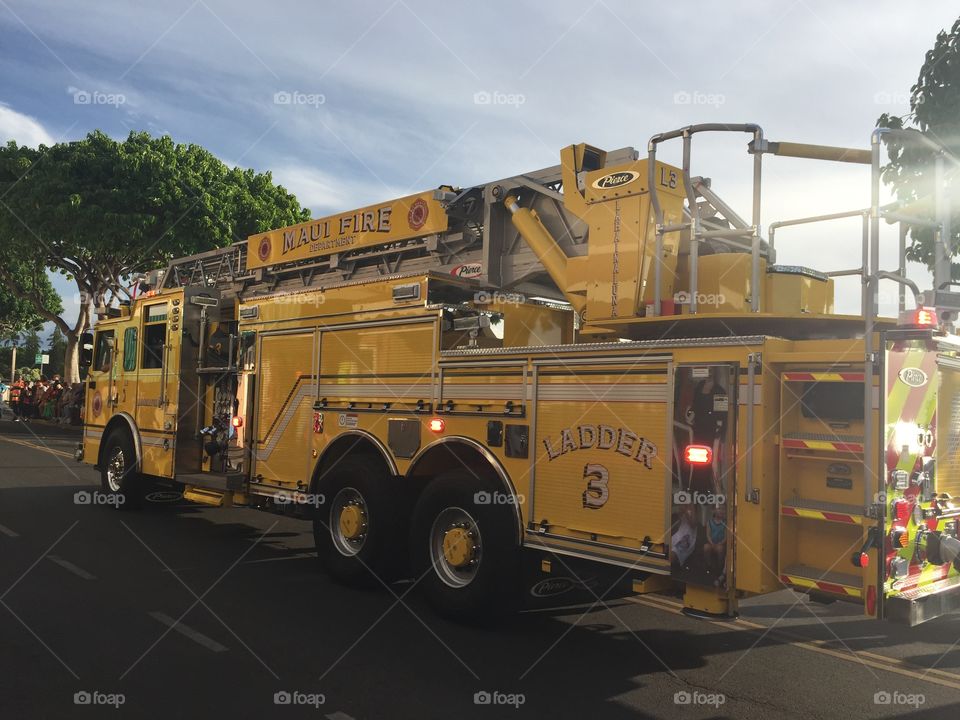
[100,430,144,510]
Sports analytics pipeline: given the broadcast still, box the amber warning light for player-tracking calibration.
[684,445,712,465]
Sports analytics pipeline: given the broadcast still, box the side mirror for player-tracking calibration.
[79,331,94,369]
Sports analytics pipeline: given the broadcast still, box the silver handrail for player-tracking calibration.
[648,124,764,315]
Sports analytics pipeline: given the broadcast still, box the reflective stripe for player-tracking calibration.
[256,383,317,461]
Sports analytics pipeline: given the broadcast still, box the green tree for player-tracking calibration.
[17,366,40,382]
[0,261,60,339]
[46,326,67,378]
[19,330,41,372]
[0,131,309,382]
[877,16,960,277]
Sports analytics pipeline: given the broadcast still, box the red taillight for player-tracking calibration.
[684,444,712,465]
[231,416,243,428]
[852,551,870,568]
[866,585,877,616]
[899,306,937,327]
[916,308,936,326]
[429,418,445,433]
[893,500,910,524]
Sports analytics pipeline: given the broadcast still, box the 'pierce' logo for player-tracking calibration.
[592,170,640,190]
[898,367,928,388]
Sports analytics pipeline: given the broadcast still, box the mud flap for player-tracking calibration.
[519,549,672,611]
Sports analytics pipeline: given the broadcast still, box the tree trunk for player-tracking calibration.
[64,333,81,384]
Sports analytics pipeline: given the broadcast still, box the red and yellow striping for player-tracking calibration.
[779,573,862,598]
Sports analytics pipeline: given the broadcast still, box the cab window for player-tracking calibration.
[93,330,115,373]
[240,331,256,370]
[123,327,138,372]
[142,303,167,370]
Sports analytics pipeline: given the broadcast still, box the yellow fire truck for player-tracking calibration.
[77,123,960,625]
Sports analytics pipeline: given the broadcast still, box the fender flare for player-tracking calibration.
[406,436,523,544]
[99,412,143,471]
[313,429,399,482]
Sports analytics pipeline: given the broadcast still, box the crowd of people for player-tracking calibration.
[0,376,85,425]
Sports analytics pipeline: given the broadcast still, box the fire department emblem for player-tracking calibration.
[407,198,429,230]
[92,392,103,418]
[257,236,272,262]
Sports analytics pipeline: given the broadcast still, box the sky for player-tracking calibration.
[0,0,956,335]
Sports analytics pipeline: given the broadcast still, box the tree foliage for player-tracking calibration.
[877,16,960,276]
[46,326,67,377]
[0,259,60,339]
[0,130,310,381]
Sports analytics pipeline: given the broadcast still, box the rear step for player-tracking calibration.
[780,563,863,598]
[886,575,960,626]
[183,488,227,507]
[780,498,867,525]
[177,472,245,492]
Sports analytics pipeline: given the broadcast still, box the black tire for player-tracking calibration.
[99,430,144,510]
[410,472,521,622]
[312,454,403,587]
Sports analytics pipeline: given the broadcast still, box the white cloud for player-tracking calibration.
[0,103,54,146]
[270,162,406,217]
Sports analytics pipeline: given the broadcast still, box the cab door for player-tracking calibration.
[134,301,170,432]
[132,300,180,478]
[85,327,116,439]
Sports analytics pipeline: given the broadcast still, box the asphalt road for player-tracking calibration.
[2,415,960,719]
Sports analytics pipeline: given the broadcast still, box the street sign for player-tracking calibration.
[41,354,49,365]
[35,354,42,365]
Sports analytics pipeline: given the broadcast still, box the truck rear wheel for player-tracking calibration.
[100,430,144,510]
[410,472,521,621]
[313,455,403,587]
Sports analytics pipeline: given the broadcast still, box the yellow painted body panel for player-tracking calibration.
[247,191,448,270]
[531,363,669,550]
[254,331,316,486]
[573,160,686,319]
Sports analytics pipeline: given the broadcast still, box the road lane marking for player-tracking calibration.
[628,594,960,691]
[47,555,96,580]
[149,611,228,653]
[0,523,19,537]
[0,434,74,459]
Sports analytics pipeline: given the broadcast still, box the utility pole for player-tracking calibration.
[9,345,15,384]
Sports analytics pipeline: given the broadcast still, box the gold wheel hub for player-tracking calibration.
[338,504,366,540]
[441,527,475,568]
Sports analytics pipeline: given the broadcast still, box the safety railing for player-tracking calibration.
[648,124,764,315]
[647,122,955,510]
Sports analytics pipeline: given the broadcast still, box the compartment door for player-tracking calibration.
[530,357,671,557]
[252,331,317,486]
